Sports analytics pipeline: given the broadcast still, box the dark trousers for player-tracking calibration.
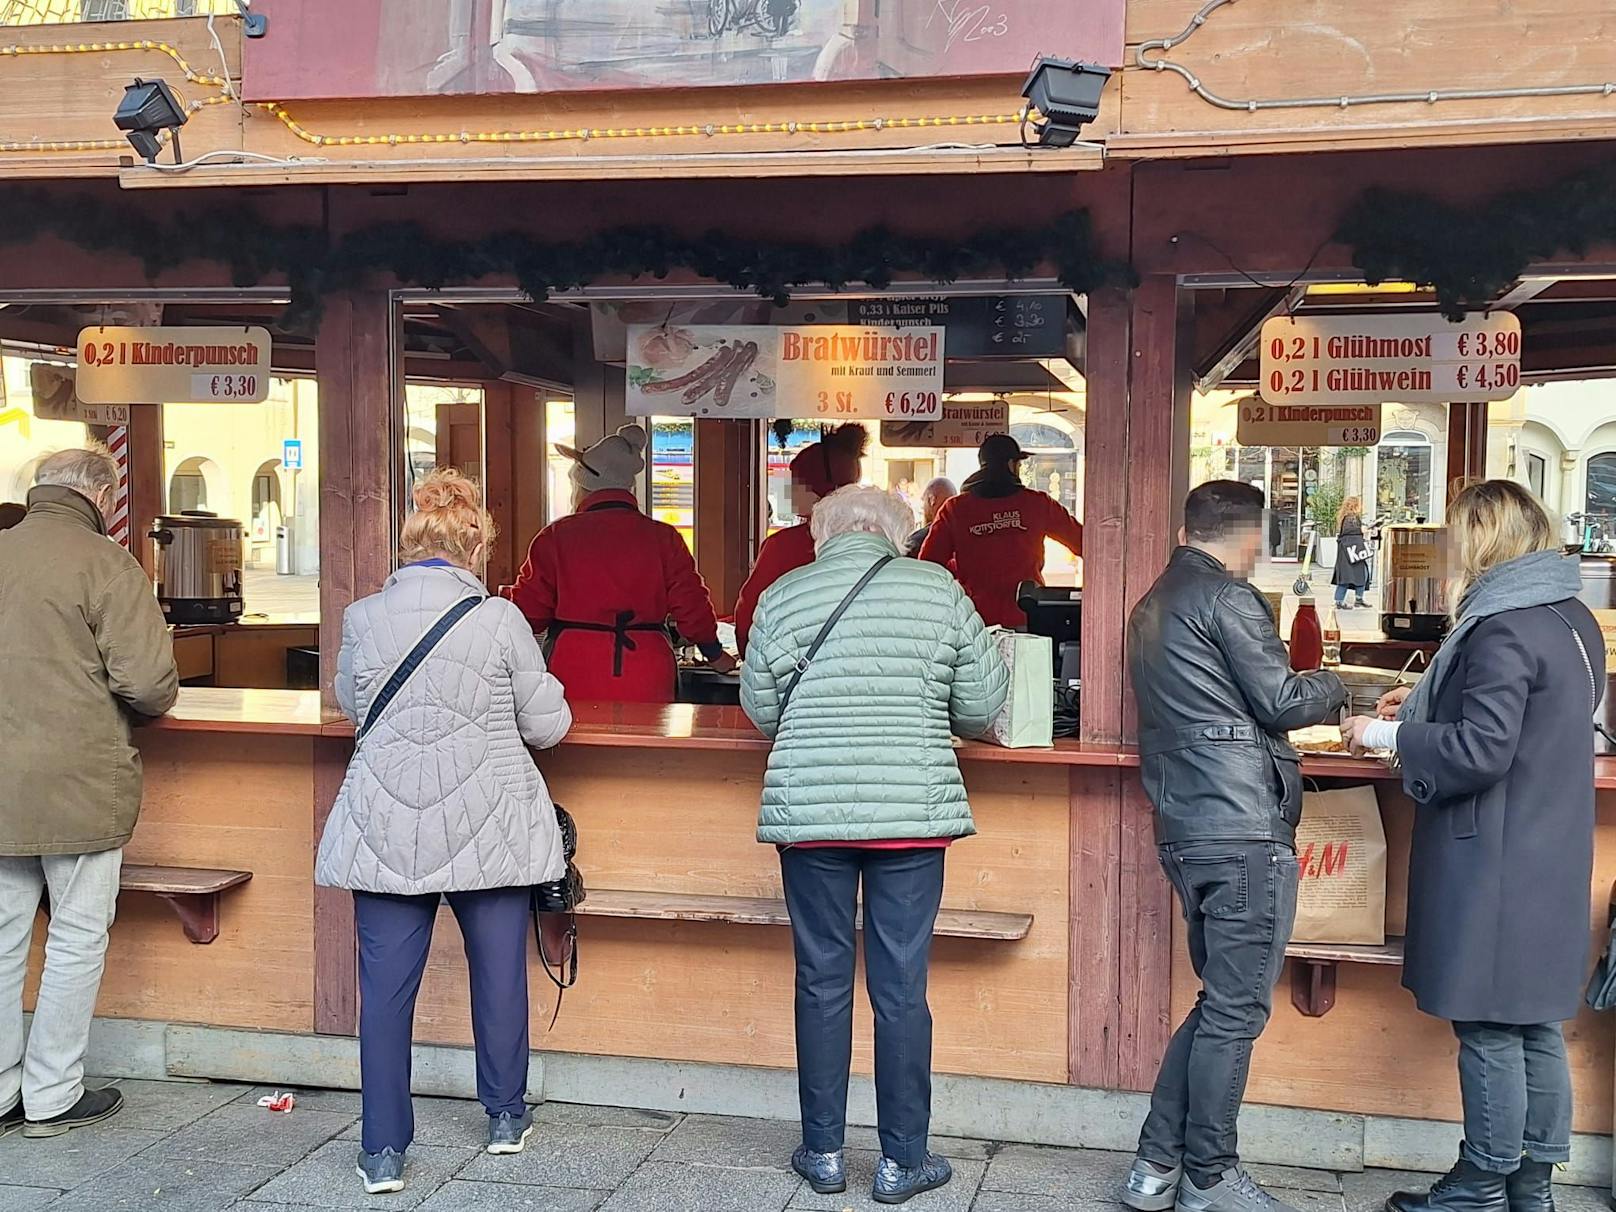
[779,846,945,1168]
[1139,841,1299,1180]
[1453,1020,1573,1173]
[354,886,532,1154]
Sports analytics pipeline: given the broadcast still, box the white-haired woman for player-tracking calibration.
[741,485,1008,1205]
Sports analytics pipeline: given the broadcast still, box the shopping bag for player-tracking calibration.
[989,629,1053,749]
[1291,785,1388,945]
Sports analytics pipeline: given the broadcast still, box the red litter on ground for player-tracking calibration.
[256,1091,296,1113]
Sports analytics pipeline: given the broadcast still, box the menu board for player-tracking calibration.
[883,398,1009,448]
[1235,396,1382,447]
[625,325,944,420]
[1259,313,1522,405]
[850,296,1066,357]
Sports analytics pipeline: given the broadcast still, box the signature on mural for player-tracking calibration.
[927,0,1011,54]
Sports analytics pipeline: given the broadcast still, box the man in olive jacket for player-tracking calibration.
[1120,482,1346,1212]
[0,446,177,1138]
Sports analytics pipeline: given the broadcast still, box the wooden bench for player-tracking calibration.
[121,865,252,945]
[1285,937,1404,1017]
[578,889,1032,941]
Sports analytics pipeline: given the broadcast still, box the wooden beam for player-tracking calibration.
[1446,401,1489,504]
[126,403,164,578]
[481,380,518,591]
[693,419,757,614]
[316,291,396,712]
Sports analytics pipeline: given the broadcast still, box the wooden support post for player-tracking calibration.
[1068,278,1188,1090]
[693,419,758,614]
[1446,401,1489,505]
[481,380,518,591]
[126,403,165,578]
[312,291,393,1037]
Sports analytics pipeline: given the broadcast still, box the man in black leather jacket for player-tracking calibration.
[1119,481,1346,1212]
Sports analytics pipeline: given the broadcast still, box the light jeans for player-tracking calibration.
[0,849,122,1119]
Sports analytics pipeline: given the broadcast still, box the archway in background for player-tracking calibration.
[168,455,225,516]
[250,459,283,544]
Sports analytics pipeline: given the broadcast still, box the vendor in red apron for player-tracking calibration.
[732,423,867,655]
[918,432,1084,628]
[505,424,734,703]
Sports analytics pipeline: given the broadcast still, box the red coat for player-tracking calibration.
[918,487,1083,628]
[506,490,720,703]
[733,523,816,655]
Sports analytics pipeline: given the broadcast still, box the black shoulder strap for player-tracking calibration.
[357,596,482,742]
[776,556,893,720]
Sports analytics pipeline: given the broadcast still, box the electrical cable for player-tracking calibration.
[1171,230,1331,298]
[134,148,322,172]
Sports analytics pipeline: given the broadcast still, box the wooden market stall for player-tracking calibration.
[7,0,1616,1179]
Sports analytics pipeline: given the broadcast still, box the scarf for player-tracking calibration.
[1397,549,1584,724]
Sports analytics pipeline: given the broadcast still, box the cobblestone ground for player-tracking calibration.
[0,1080,1609,1212]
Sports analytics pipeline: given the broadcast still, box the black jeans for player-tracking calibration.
[779,846,946,1168]
[1138,840,1300,1180]
[1453,1021,1573,1174]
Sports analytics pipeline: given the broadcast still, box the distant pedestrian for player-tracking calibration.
[1332,497,1371,608]
[742,485,1007,1206]
[0,447,178,1139]
[903,476,956,557]
[317,470,573,1195]
[1344,481,1600,1212]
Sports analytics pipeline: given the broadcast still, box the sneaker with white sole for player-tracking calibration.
[1176,1168,1301,1212]
[23,1086,123,1138]
[1123,1156,1184,1211]
[356,1147,406,1195]
[486,1108,535,1155]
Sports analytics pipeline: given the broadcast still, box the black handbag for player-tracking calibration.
[532,802,585,1025]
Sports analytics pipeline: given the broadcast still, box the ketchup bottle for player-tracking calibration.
[1289,594,1324,672]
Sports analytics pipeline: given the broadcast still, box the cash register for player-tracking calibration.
[1017,582,1081,687]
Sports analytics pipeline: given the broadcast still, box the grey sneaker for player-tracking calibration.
[1124,1156,1184,1211]
[356,1147,406,1195]
[1177,1168,1301,1212]
[792,1146,847,1194]
[487,1108,534,1155]
[873,1154,953,1205]
[23,1086,123,1138]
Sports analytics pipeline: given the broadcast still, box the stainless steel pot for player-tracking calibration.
[1379,524,1451,642]
[150,511,244,625]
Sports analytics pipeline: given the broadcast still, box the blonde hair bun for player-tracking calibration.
[412,467,481,514]
[400,468,495,567]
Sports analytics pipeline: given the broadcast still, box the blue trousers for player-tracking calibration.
[354,887,531,1154]
[779,846,945,1168]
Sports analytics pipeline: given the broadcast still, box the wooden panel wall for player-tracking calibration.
[1174,789,1616,1135]
[408,748,1072,1084]
[1118,0,1616,155]
[27,732,316,1032]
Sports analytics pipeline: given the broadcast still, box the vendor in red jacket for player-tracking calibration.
[505,424,733,703]
[918,432,1084,628]
[733,423,867,655]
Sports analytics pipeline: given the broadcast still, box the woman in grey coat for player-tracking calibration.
[1345,481,1600,1212]
[316,470,571,1195]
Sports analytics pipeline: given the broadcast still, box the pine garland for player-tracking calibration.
[0,186,1130,326]
[1337,162,1616,320]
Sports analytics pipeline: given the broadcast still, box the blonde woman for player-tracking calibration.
[316,470,572,1195]
[1331,495,1371,609]
[1344,481,1599,1212]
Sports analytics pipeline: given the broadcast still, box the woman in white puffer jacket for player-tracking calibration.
[315,469,571,1195]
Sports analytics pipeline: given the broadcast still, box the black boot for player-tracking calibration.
[1505,1161,1554,1212]
[1386,1159,1508,1212]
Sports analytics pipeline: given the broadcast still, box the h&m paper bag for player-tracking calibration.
[989,630,1053,749]
[1291,784,1388,946]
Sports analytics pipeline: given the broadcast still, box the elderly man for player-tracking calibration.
[903,477,956,557]
[0,447,177,1138]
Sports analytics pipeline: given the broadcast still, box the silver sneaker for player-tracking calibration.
[487,1108,535,1155]
[792,1146,847,1194]
[1123,1156,1184,1211]
[1176,1168,1301,1212]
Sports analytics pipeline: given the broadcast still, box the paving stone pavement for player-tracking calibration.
[0,1078,1607,1211]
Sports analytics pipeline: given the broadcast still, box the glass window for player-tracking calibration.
[545,397,577,524]
[1526,452,1547,500]
[1376,433,1434,524]
[649,418,694,553]
[1586,453,1616,527]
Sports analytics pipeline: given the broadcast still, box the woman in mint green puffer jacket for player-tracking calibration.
[740,484,1007,1205]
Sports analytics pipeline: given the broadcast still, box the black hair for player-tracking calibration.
[1183,480,1265,543]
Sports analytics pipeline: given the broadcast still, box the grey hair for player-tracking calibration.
[35,445,118,505]
[811,484,914,552]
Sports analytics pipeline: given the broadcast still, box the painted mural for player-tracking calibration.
[244,0,1124,100]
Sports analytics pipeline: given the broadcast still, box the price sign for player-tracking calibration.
[189,373,262,402]
[1236,397,1382,448]
[626,325,944,419]
[76,326,271,404]
[883,398,1010,448]
[1259,313,1522,405]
